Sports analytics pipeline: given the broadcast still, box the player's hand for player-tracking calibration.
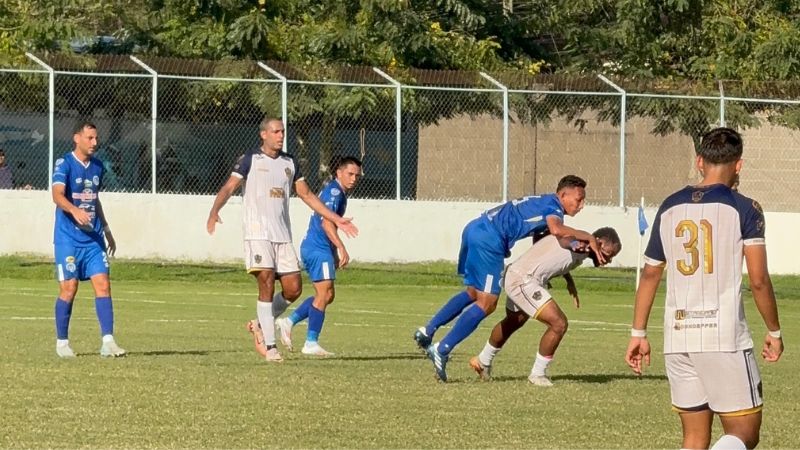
[71,208,92,226]
[105,229,117,257]
[337,247,350,269]
[567,282,580,308]
[625,337,651,376]
[207,212,222,235]
[336,217,358,238]
[589,237,606,265]
[762,335,784,362]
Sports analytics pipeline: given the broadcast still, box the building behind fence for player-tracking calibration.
[2,54,800,211]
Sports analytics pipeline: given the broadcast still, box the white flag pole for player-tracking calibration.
[636,196,644,290]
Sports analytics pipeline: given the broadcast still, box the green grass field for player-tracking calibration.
[1,255,797,449]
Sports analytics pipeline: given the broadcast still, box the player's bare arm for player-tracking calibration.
[744,244,784,362]
[96,199,116,257]
[562,272,580,308]
[322,218,349,268]
[625,263,663,375]
[206,175,242,235]
[546,216,605,264]
[52,184,91,225]
[295,179,358,238]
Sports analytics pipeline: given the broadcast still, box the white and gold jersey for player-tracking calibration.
[506,235,588,288]
[644,184,766,353]
[231,148,302,242]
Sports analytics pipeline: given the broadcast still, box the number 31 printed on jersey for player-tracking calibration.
[675,219,713,275]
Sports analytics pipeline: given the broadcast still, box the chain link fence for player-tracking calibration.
[4,55,800,211]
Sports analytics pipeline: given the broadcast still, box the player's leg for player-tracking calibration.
[271,243,302,318]
[665,353,714,449]
[529,299,568,386]
[246,240,282,361]
[471,306,529,380]
[414,222,476,349]
[301,280,335,356]
[699,350,764,449]
[84,245,124,357]
[678,411,714,449]
[274,271,302,351]
[54,244,80,357]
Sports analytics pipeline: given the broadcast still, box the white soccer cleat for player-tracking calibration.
[528,374,553,387]
[301,342,334,357]
[265,347,283,362]
[100,339,127,358]
[275,317,293,352]
[469,356,492,381]
[56,343,76,358]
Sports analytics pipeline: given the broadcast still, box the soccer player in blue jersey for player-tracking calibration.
[52,121,125,358]
[274,156,362,356]
[207,117,358,363]
[414,175,604,382]
[626,128,783,450]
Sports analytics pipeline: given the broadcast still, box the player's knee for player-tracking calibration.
[283,288,301,302]
[551,317,568,337]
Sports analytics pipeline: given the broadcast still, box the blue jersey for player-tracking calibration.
[480,194,565,252]
[302,179,347,252]
[52,152,106,247]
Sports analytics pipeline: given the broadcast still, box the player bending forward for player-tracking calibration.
[471,227,621,385]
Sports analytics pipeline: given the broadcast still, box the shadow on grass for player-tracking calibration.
[488,373,668,383]
[330,352,423,362]
[131,349,244,356]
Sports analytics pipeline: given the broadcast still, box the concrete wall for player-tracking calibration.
[3,190,800,274]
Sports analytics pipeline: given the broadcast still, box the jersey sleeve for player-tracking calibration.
[740,198,766,246]
[231,154,250,179]
[320,183,342,214]
[643,206,666,265]
[52,157,69,186]
[292,155,303,182]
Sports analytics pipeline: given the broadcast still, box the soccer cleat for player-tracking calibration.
[100,339,126,358]
[528,374,553,387]
[265,347,283,363]
[426,343,449,382]
[301,342,335,357]
[56,343,76,358]
[275,317,293,352]
[245,319,268,358]
[468,356,492,381]
[413,327,432,351]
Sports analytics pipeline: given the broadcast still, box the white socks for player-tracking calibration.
[102,334,114,344]
[478,342,501,367]
[531,352,553,377]
[710,435,746,450]
[271,292,290,318]
[256,301,276,346]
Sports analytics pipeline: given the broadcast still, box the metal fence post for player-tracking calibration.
[372,68,402,200]
[257,62,288,152]
[25,53,54,191]
[718,80,726,127]
[130,56,159,193]
[480,72,509,202]
[598,74,626,207]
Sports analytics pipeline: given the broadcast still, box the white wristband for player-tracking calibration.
[631,328,647,338]
[768,329,782,339]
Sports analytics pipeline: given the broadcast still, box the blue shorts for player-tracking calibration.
[301,243,336,283]
[54,243,109,282]
[457,218,506,295]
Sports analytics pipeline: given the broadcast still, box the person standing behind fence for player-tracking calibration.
[51,121,125,358]
[413,175,605,382]
[0,149,14,189]
[206,117,358,363]
[625,127,784,450]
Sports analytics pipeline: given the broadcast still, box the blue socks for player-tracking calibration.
[438,304,487,356]
[55,298,73,339]
[95,296,114,336]
[425,291,473,337]
[307,305,325,343]
[289,297,313,325]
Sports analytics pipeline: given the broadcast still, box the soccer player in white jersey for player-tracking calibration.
[470,228,621,385]
[206,117,358,362]
[625,127,784,450]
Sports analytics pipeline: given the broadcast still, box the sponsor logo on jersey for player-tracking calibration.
[691,191,705,202]
[752,200,763,214]
[55,158,64,166]
[675,309,686,320]
[72,190,98,202]
[76,178,83,184]
[270,187,285,198]
[331,188,341,196]
[83,179,93,189]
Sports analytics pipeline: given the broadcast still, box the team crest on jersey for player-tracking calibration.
[93,175,99,185]
[55,158,64,167]
[675,309,686,320]
[752,200,763,214]
[331,188,341,196]
[691,191,704,202]
[532,291,542,300]
[284,167,292,180]
[254,254,262,264]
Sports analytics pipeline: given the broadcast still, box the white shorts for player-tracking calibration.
[504,271,553,318]
[244,240,300,274]
[665,349,763,416]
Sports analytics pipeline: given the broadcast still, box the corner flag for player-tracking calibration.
[637,204,648,236]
